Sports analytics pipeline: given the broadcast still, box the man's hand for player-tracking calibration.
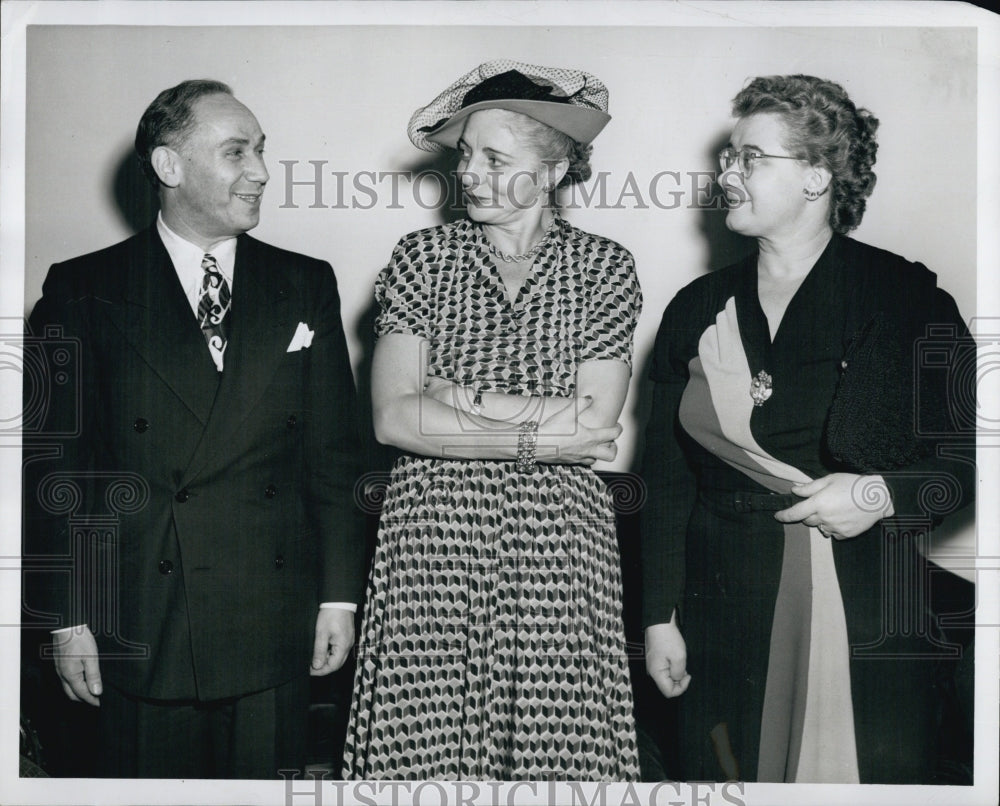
[310,608,355,676]
[53,627,102,706]
[645,615,691,699]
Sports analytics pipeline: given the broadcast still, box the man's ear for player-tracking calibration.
[150,146,182,188]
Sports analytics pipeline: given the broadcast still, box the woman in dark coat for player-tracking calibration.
[640,74,975,784]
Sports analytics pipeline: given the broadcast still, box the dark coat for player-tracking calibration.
[24,226,366,701]
[639,235,976,783]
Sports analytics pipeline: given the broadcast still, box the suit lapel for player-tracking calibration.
[107,228,220,424]
[180,235,293,486]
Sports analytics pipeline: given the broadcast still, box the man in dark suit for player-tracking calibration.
[23,79,365,778]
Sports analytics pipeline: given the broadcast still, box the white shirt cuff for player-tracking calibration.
[51,624,87,635]
[319,602,357,613]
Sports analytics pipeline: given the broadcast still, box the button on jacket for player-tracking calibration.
[25,227,366,701]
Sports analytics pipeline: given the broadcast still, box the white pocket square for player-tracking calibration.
[286,322,314,352]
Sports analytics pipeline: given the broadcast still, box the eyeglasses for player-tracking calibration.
[718,147,803,178]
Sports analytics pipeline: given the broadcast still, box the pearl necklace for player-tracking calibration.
[483,217,559,263]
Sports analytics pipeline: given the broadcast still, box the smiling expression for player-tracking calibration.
[166,93,269,245]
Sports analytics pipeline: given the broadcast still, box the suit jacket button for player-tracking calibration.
[175,489,190,503]
[264,484,277,498]
[274,555,285,570]
[286,415,297,429]
[158,560,174,575]
[133,418,149,433]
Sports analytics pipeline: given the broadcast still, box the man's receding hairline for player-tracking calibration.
[175,92,260,151]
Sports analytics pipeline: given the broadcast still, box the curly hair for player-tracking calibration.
[732,75,879,233]
[135,79,234,187]
[504,112,593,188]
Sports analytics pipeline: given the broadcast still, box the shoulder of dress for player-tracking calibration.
[837,236,939,296]
[397,220,469,248]
[558,220,624,250]
[676,258,746,301]
[653,261,748,336]
[558,221,635,267]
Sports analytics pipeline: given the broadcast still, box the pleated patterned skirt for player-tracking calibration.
[343,455,640,780]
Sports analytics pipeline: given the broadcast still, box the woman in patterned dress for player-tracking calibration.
[640,75,975,783]
[343,60,641,780]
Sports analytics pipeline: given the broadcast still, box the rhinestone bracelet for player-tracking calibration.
[516,420,539,474]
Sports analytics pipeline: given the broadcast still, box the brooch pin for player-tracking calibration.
[750,370,773,407]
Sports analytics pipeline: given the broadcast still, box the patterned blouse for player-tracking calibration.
[375,216,641,398]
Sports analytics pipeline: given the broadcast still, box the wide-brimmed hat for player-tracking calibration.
[408,59,611,152]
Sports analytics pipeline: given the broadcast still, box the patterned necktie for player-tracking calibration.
[197,253,231,365]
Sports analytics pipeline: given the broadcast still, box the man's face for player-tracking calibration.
[169,93,268,243]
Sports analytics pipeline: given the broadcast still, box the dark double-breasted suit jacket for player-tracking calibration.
[25,226,366,701]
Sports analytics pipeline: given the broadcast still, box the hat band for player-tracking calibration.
[420,69,577,135]
[462,69,572,108]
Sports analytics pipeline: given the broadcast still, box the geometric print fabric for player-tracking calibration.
[342,218,642,779]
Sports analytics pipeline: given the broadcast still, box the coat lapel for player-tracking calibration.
[107,228,220,424]
[180,235,293,485]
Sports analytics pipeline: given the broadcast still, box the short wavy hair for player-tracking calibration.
[505,112,593,189]
[135,79,233,187]
[732,75,879,233]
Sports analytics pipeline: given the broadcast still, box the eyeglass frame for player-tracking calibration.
[717,147,804,178]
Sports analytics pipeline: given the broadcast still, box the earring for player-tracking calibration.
[803,188,821,201]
